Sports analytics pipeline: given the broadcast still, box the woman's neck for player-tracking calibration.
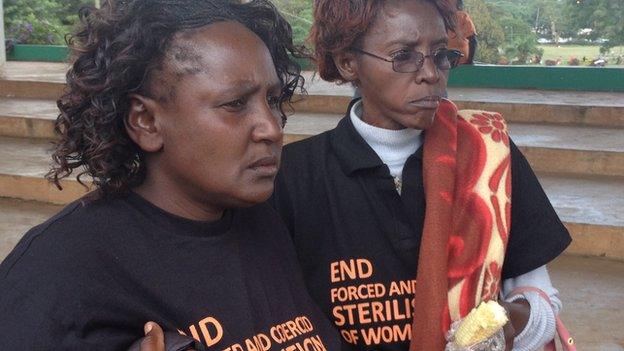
[133,170,225,222]
[350,100,423,179]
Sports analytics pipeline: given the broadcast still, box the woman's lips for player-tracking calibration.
[409,96,441,109]
[249,156,279,176]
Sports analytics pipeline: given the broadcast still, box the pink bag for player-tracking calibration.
[507,287,576,351]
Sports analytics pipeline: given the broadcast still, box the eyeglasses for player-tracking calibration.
[350,47,464,73]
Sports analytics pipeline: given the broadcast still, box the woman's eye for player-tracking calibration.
[434,49,447,59]
[434,49,452,64]
[267,95,281,108]
[222,98,247,110]
[391,50,412,62]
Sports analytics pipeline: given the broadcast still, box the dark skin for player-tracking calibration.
[334,0,448,130]
[126,21,284,222]
[129,21,284,351]
[501,300,531,349]
[333,0,530,348]
[139,323,166,351]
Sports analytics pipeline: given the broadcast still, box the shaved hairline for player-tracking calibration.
[146,28,213,104]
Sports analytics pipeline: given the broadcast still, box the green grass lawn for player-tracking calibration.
[539,45,624,66]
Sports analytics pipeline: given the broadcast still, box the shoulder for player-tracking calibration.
[279,130,336,187]
[0,196,132,325]
[283,130,333,166]
[0,195,131,280]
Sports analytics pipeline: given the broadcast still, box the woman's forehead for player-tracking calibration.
[164,22,274,78]
[364,1,447,47]
[150,21,279,102]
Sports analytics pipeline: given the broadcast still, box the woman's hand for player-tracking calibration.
[499,299,531,351]
[131,322,199,351]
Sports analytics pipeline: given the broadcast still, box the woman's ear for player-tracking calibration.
[125,94,164,153]
[332,51,359,83]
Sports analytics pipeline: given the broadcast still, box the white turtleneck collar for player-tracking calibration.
[349,99,423,181]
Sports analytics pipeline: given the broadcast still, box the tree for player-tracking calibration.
[529,0,574,44]
[565,0,624,51]
[4,0,65,44]
[4,0,92,45]
[465,0,506,63]
[271,0,313,45]
[496,5,543,63]
[504,33,544,64]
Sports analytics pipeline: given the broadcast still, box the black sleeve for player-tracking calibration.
[0,286,63,349]
[0,224,140,350]
[0,285,138,350]
[502,140,572,279]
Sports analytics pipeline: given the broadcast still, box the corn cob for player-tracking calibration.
[454,300,509,347]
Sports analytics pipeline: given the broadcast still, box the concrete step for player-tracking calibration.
[0,62,67,100]
[0,198,621,350]
[1,136,622,260]
[0,137,89,204]
[0,79,65,100]
[510,123,624,177]
[284,113,624,177]
[0,197,61,260]
[4,104,623,176]
[0,98,58,138]
[539,174,624,261]
[0,61,68,82]
[548,255,624,351]
[297,73,624,128]
[2,62,624,128]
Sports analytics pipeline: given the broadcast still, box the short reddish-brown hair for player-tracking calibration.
[310,0,456,83]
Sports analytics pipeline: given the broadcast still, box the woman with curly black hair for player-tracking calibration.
[0,1,342,350]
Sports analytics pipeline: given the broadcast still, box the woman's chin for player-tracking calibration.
[401,111,436,130]
[233,184,275,207]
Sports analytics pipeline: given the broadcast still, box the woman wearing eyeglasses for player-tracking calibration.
[271,1,571,350]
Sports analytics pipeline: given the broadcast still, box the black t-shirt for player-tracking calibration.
[271,105,571,351]
[0,193,343,351]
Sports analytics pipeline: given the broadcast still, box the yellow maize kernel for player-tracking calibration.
[454,300,509,347]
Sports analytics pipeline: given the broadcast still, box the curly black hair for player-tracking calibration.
[47,0,305,197]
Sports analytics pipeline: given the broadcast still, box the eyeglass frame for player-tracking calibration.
[349,47,464,73]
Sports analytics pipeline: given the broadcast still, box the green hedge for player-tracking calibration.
[448,64,624,92]
[7,44,69,62]
[7,45,624,92]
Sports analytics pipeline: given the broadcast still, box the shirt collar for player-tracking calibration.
[330,98,424,176]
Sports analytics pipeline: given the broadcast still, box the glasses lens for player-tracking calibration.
[434,50,453,70]
[393,51,424,73]
[447,50,464,69]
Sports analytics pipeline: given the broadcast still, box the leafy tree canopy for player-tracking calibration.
[3,0,622,64]
[4,0,92,44]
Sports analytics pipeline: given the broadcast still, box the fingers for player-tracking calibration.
[502,319,516,351]
[139,322,165,351]
[499,299,531,351]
